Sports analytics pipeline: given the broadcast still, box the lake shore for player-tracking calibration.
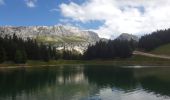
[0,55,170,68]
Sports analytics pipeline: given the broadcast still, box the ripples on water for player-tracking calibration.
[0,65,170,100]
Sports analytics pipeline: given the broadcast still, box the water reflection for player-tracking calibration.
[84,66,137,91]
[0,65,170,100]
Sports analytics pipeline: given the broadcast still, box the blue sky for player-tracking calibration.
[0,0,101,29]
[0,0,170,38]
[0,0,67,26]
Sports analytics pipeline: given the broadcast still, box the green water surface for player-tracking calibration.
[0,65,170,100]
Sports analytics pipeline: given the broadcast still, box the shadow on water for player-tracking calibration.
[84,66,170,96]
[0,67,57,98]
[0,65,170,100]
[136,67,170,96]
[83,66,138,91]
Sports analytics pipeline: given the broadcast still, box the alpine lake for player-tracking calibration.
[0,65,170,100]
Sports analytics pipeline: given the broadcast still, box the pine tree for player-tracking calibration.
[84,39,133,59]
[21,49,27,63]
[14,50,23,64]
[0,46,6,63]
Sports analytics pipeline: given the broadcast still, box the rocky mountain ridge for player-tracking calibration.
[0,25,100,53]
[116,33,139,41]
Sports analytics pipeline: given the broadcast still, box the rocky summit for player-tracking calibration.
[116,33,139,41]
[0,25,100,53]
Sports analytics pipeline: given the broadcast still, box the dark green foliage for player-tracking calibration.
[54,50,61,60]
[138,29,170,51]
[0,32,135,63]
[129,39,138,51]
[40,44,50,62]
[0,33,59,64]
[62,50,82,60]
[0,46,6,63]
[14,50,25,64]
[21,49,27,63]
[84,40,134,60]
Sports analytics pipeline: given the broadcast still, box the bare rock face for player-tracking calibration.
[116,33,139,41]
[0,25,100,53]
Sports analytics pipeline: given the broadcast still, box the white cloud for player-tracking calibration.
[25,0,37,8]
[59,0,170,39]
[0,0,5,5]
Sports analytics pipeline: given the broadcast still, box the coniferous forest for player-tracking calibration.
[2,28,170,64]
[138,29,170,51]
[0,34,57,63]
[0,33,136,64]
[84,39,136,59]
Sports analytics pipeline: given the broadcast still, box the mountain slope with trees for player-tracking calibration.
[138,29,170,51]
[84,39,136,59]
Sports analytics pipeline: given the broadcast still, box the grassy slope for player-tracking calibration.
[151,43,170,56]
[36,35,87,44]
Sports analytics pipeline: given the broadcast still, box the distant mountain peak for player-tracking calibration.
[116,33,139,41]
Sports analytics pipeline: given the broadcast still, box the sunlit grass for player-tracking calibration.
[151,43,170,56]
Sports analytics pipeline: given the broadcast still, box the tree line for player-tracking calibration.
[2,28,170,64]
[0,34,57,63]
[83,39,136,59]
[0,33,83,64]
[0,33,136,64]
[138,29,170,51]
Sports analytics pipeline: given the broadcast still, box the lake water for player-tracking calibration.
[0,65,170,100]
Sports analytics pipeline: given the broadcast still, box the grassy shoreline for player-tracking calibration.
[0,55,170,68]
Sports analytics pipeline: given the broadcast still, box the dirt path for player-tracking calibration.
[133,51,170,60]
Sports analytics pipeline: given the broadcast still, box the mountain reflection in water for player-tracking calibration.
[0,65,170,100]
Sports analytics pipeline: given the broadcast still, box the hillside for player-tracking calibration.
[138,28,170,51]
[151,43,170,56]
